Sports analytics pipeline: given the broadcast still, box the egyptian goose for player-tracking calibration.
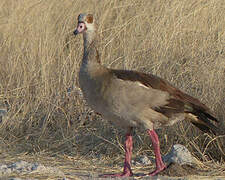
[73,13,219,177]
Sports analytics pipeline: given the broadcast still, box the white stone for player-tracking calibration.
[0,161,64,177]
[134,144,195,166]
[163,144,195,165]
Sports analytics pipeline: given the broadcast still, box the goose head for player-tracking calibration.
[74,13,95,36]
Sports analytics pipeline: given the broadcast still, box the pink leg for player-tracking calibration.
[101,128,133,177]
[147,129,166,176]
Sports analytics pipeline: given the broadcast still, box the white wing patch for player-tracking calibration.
[137,82,149,89]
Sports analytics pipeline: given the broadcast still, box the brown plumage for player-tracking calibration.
[111,69,218,134]
[73,13,219,177]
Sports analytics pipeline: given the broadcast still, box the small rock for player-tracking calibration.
[133,144,195,166]
[163,144,195,165]
[9,161,31,172]
[139,155,152,165]
[0,164,8,170]
[31,162,39,171]
[133,155,152,166]
[0,161,64,177]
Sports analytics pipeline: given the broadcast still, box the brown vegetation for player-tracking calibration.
[0,0,224,177]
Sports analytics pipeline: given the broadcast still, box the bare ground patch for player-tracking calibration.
[0,152,224,180]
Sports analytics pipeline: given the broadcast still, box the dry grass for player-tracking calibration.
[0,0,225,177]
[0,152,225,179]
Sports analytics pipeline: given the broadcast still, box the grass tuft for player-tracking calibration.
[0,0,224,177]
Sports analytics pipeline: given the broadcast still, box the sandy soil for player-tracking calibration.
[1,154,224,180]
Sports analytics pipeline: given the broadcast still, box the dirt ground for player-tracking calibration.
[0,153,225,180]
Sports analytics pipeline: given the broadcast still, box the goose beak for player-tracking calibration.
[73,29,79,36]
